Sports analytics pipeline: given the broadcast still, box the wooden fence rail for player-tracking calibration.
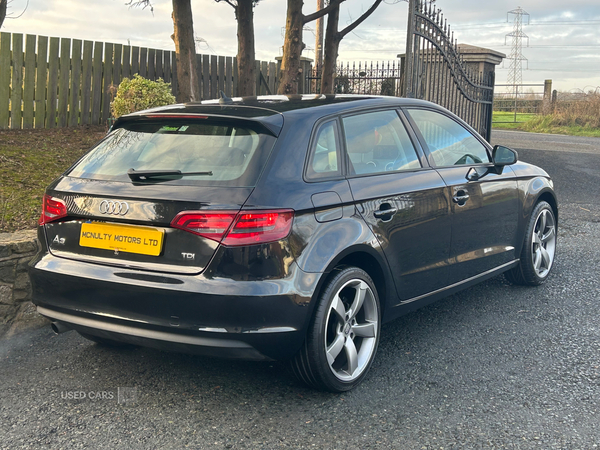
[0,32,289,130]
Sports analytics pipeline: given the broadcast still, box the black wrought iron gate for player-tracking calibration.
[403,0,495,142]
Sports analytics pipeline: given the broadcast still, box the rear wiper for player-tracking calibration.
[127,168,213,181]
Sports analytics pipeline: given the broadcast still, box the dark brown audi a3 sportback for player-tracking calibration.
[30,95,557,392]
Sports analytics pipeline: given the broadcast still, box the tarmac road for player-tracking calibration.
[0,130,599,449]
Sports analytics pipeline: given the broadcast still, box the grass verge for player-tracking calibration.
[520,115,600,138]
[493,112,600,137]
[0,126,107,233]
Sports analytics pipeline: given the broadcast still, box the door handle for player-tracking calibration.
[374,206,398,219]
[452,190,470,205]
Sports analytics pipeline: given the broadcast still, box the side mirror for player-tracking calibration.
[492,145,518,166]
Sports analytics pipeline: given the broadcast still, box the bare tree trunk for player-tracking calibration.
[171,0,200,102]
[320,4,340,95]
[236,0,256,97]
[278,0,305,95]
[0,0,7,29]
[320,0,383,95]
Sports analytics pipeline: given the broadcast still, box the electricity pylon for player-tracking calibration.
[505,6,530,101]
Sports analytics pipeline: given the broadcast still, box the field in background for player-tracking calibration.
[493,91,600,137]
[492,112,536,130]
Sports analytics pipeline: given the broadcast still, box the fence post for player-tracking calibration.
[57,38,71,128]
[218,56,226,95]
[0,33,10,129]
[211,55,218,99]
[22,34,36,129]
[10,33,23,129]
[225,57,233,97]
[101,42,113,124]
[542,79,552,114]
[91,41,103,125]
[35,36,49,128]
[46,37,60,128]
[80,41,93,125]
[69,39,83,127]
[202,54,209,100]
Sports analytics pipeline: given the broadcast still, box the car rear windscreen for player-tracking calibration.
[67,120,277,187]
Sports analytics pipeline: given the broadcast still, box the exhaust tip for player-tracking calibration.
[51,321,72,334]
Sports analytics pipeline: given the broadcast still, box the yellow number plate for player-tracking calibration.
[79,222,164,256]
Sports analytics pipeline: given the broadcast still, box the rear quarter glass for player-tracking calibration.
[67,120,278,187]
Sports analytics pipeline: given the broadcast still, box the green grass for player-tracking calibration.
[492,111,600,137]
[0,126,107,233]
[492,112,536,130]
[521,115,600,138]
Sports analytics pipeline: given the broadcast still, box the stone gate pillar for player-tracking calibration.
[456,44,505,81]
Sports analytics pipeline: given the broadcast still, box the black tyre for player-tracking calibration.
[77,331,133,348]
[291,267,381,392]
[506,201,557,286]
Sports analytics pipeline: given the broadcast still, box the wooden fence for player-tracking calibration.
[0,32,295,130]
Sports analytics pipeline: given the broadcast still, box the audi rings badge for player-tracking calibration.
[99,200,130,216]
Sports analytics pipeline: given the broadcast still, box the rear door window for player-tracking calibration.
[68,120,277,187]
[342,110,421,175]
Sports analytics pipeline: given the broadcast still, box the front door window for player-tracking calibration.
[406,109,490,167]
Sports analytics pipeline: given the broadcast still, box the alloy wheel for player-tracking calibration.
[531,208,556,278]
[324,279,379,382]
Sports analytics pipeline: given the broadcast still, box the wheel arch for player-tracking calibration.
[312,245,397,323]
[515,176,557,256]
[537,190,558,226]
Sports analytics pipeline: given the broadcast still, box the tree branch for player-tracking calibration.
[338,0,383,38]
[215,0,237,9]
[303,0,345,24]
[126,0,154,14]
[126,0,152,9]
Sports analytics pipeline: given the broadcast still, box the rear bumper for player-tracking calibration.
[30,252,321,360]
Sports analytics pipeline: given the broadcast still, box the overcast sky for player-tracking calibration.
[2,0,599,92]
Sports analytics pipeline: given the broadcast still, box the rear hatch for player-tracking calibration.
[41,116,279,274]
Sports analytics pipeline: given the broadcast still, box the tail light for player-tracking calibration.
[170,212,237,242]
[39,195,68,225]
[171,209,294,246]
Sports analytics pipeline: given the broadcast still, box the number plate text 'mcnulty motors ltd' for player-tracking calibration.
[79,222,164,256]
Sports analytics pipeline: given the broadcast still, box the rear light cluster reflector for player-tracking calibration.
[171,209,294,246]
[39,195,68,225]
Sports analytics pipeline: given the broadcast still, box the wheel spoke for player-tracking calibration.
[533,249,542,271]
[352,321,376,338]
[538,210,547,233]
[348,282,367,321]
[540,246,551,269]
[533,232,543,246]
[541,227,555,243]
[343,338,359,376]
[330,295,347,323]
[326,333,345,366]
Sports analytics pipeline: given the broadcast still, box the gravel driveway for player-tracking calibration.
[1,130,599,449]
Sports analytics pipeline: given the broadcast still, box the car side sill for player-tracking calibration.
[400,260,519,306]
[37,306,253,349]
